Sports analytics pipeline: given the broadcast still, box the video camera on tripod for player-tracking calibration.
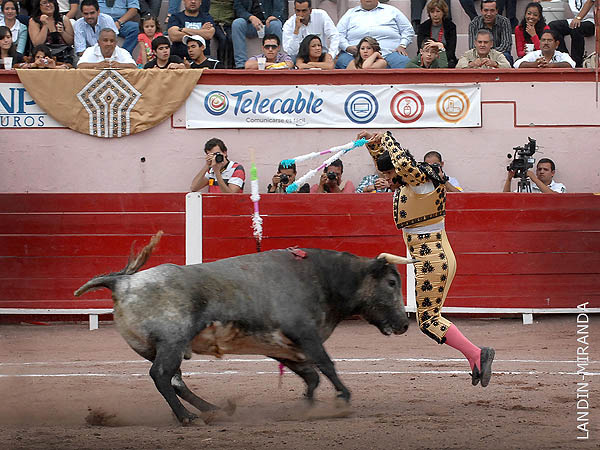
[507,137,537,192]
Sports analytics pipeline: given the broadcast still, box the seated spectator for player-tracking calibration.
[245,33,293,69]
[168,0,214,60]
[232,0,285,69]
[457,29,510,68]
[77,27,137,68]
[467,0,513,66]
[282,0,339,62]
[266,162,310,193]
[190,138,245,193]
[295,34,333,69]
[514,2,549,59]
[57,0,79,20]
[411,0,453,31]
[355,171,391,193]
[310,159,355,193]
[74,0,118,57]
[514,29,575,68]
[22,43,70,67]
[0,25,24,67]
[97,0,140,56]
[503,158,566,193]
[423,150,462,192]
[0,0,27,54]
[209,0,235,68]
[346,36,387,70]
[183,34,222,68]
[549,0,595,68]
[336,0,413,69]
[459,0,508,21]
[28,0,75,65]
[406,38,448,68]
[143,35,184,68]
[417,0,457,68]
[139,0,160,18]
[136,14,162,66]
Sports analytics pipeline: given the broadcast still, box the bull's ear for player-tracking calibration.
[368,257,389,279]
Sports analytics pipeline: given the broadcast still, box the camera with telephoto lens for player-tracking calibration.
[507,137,537,179]
[327,171,337,181]
[214,153,224,163]
[279,173,289,184]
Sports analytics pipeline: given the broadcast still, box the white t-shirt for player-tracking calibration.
[513,179,567,193]
[514,50,576,68]
[568,0,595,23]
[78,44,136,65]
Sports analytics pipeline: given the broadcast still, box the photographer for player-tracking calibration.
[310,159,355,193]
[190,138,245,193]
[503,158,566,193]
[266,162,309,193]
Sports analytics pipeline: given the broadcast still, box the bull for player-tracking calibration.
[75,232,414,424]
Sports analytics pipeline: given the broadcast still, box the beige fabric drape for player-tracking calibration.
[16,69,202,137]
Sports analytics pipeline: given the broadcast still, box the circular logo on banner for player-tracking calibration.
[390,90,425,123]
[205,90,229,116]
[344,90,379,124]
[436,89,470,123]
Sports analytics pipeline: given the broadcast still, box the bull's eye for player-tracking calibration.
[388,279,396,287]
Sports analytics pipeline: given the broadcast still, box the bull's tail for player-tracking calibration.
[74,231,163,297]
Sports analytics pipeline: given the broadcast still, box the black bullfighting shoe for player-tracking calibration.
[471,347,495,387]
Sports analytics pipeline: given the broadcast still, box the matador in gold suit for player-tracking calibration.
[361,130,495,387]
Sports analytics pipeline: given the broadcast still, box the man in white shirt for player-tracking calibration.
[503,158,567,193]
[73,0,119,56]
[77,28,137,69]
[282,0,339,61]
[514,29,576,69]
[548,0,595,67]
[335,0,413,69]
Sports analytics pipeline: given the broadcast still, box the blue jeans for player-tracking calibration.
[232,18,282,68]
[119,21,139,55]
[168,0,181,15]
[335,50,409,69]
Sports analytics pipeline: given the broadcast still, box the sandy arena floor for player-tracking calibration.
[1,316,598,449]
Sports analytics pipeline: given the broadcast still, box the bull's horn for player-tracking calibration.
[377,253,418,265]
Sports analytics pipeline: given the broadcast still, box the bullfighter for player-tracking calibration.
[359,130,495,387]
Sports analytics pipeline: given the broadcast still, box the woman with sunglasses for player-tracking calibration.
[28,0,74,63]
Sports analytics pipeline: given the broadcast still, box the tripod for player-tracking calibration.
[516,176,532,193]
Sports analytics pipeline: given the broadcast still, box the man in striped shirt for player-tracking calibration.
[190,138,245,193]
[467,0,513,65]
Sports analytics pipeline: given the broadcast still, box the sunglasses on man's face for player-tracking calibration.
[263,44,278,50]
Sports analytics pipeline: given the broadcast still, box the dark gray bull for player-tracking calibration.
[75,232,413,424]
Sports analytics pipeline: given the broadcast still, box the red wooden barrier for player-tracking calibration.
[193,193,600,315]
[0,193,186,326]
[1,192,598,326]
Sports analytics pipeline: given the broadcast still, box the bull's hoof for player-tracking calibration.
[336,391,351,403]
[178,412,199,426]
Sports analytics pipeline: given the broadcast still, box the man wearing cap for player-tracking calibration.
[77,28,137,68]
[184,35,223,68]
[168,0,215,59]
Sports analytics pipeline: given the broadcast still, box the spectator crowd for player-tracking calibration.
[0,0,596,69]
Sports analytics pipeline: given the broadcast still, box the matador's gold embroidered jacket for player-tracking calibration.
[366,132,446,229]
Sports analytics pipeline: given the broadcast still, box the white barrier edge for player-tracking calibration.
[185,192,203,265]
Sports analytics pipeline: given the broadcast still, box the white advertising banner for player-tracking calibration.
[0,83,62,128]
[186,84,481,129]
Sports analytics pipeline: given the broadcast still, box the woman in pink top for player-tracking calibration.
[514,2,550,58]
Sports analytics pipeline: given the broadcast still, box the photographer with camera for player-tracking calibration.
[267,162,309,193]
[503,158,566,193]
[190,138,245,193]
[310,159,355,193]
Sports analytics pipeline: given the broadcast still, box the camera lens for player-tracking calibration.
[214,153,224,163]
[280,174,289,184]
[327,172,337,180]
